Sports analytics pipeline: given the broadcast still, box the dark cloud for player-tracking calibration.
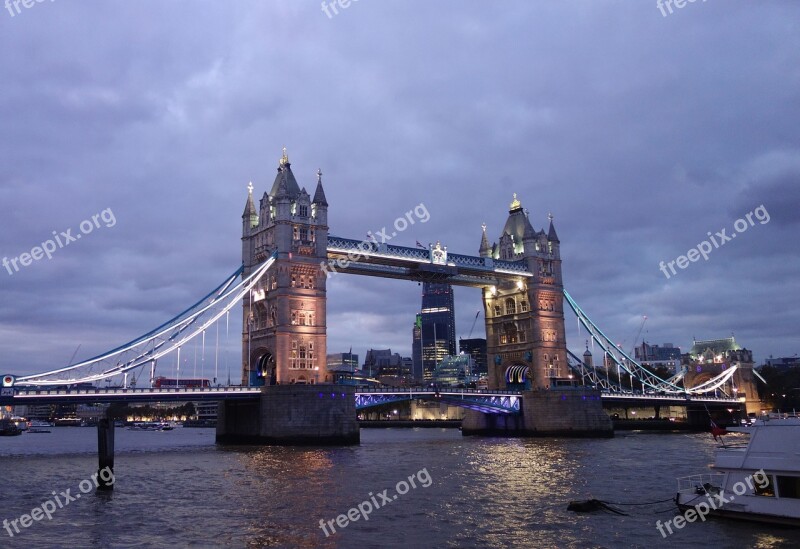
[1,1,799,378]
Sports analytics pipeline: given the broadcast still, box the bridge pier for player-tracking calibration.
[216,385,359,445]
[97,409,115,490]
[462,388,613,437]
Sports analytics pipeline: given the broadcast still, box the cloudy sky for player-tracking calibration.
[1,1,798,381]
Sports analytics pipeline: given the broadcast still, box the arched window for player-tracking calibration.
[494,305,501,316]
[505,298,516,315]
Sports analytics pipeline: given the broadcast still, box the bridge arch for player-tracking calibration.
[505,363,531,390]
[250,348,275,386]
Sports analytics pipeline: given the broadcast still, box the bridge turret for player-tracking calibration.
[478,222,491,258]
[583,342,593,368]
[312,169,329,258]
[242,182,258,269]
[242,182,258,232]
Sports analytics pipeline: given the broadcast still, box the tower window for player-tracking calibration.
[299,205,308,217]
[520,301,529,312]
[505,298,516,315]
[494,305,501,316]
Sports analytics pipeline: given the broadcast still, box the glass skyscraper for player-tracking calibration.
[419,283,456,381]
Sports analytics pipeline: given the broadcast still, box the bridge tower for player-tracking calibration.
[241,149,329,386]
[480,195,568,390]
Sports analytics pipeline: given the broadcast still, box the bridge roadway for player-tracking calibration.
[0,386,740,409]
[326,236,532,287]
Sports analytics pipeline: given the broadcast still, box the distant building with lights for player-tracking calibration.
[363,349,408,380]
[431,354,479,387]
[763,356,800,370]
[419,283,456,381]
[683,336,761,414]
[634,342,682,374]
[412,314,423,382]
[458,338,488,375]
[327,352,359,373]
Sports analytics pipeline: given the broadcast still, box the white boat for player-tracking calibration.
[676,416,800,526]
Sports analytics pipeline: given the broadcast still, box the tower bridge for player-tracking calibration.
[2,149,752,451]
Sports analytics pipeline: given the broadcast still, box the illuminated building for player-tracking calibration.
[241,149,329,385]
[419,283,456,381]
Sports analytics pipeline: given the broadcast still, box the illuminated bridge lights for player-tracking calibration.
[354,389,521,414]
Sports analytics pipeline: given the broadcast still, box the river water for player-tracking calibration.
[1,427,798,548]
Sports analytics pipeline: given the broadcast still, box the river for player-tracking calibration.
[1,427,798,548]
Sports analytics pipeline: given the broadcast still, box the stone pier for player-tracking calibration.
[216,385,360,445]
[462,388,613,437]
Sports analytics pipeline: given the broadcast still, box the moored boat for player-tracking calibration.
[0,418,22,436]
[675,416,800,526]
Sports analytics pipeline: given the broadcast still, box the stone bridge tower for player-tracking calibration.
[481,195,568,390]
[241,149,329,386]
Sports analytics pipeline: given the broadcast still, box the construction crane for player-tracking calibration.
[628,315,648,358]
[465,310,481,340]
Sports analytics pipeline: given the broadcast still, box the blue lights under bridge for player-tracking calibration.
[354,388,522,414]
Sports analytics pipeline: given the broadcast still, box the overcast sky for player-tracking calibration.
[1,1,798,381]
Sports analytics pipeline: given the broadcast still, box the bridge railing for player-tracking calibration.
[12,386,261,396]
[355,386,521,395]
[598,390,740,402]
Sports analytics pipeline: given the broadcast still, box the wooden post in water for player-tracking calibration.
[97,408,115,490]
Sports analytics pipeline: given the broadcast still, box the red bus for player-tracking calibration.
[153,377,210,389]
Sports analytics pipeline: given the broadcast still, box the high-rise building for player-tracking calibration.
[459,338,488,375]
[419,283,456,381]
[412,314,423,381]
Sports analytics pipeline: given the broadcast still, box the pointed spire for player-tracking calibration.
[275,171,290,200]
[313,168,328,206]
[523,213,536,240]
[242,181,257,217]
[547,212,559,242]
[479,222,491,257]
[270,147,301,198]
